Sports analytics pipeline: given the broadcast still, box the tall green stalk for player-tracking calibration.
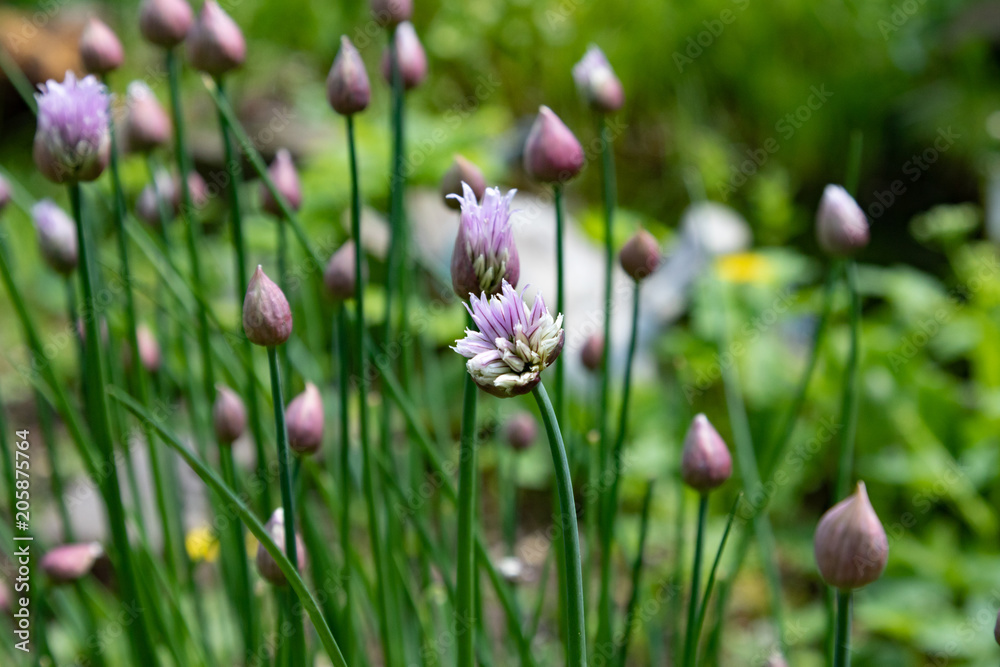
[347,112,396,667]
[216,79,270,517]
[682,495,708,667]
[334,304,354,665]
[690,493,741,666]
[532,381,587,667]
[69,183,158,666]
[456,374,479,667]
[219,443,255,658]
[834,261,861,502]
[616,480,654,667]
[594,111,617,654]
[833,589,852,667]
[551,183,570,651]
[265,346,305,664]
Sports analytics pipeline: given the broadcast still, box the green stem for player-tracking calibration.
[216,78,270,518]
[616,481,654,667]
[552,183,570,652]
[598,281,641,651]
[36,394,74,541]
[532,381,587,667]
[70,183,158,666]
[690,494,741,666]
[834,261,861,501]
[335,304,354,665]
[346,111,394,666]
[833,589,852,667]
[278,217,291,397]
[456,374,478,667]
[683,495,708,667]
[595,111,617,653]
[220,445,255,658]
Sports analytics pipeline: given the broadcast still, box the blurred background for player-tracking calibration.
[2,0,1000,665]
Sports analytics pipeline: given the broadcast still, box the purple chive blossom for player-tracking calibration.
[453,280,564,398]
[572,45,624,113]
[449,183,520,299]
[33,72,111,184]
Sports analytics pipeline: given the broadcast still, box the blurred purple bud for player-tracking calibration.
[327,36,371,116]
[572,45,624,113]
[80,18,124,75]
[680,414,733,493]
[256,508,307,585]
[580,333,604,372]
[286,383,325,455]
[323,240,357,301]
[441,156,486,210]
[371,0,412,27]
[122,81,172,154]
[816,184,869,256]
[619,229,661,282]
[380,22,426,91]
[32,199,78,275]
[139,0,194,47]
[260,149,302,217]
[213,384,247,445]
[505,412,538,452]
[41,543,103,583]
[814,481,888,590]
[186,0,246,77]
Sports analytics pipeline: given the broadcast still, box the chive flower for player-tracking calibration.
[523,105,584,184]
[122,81,172,154]
[453,280,564,398]
[31,199,78,275]
[286,382,325,456]
[79,17,124,75]
[680,414,733,493]
[816,184,869,256]
[213,384,247,445]
[449,183,520,299]
[327,36,371,116]
[380,21,427,90]
[243,265,292,347]
[33,72,111,184]
[572,45,624,113]
[186,0,246,76]
[814,481,888,590]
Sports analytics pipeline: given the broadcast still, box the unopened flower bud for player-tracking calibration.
[523,106,584,184]
[256,508,307,585]
[505,412,537,452]
[213,384,247,445]
[34,73,111,184]
[80,18,124,75]
[122,82,171,154]
[441,156,486,210]
[186,0,245,77]
[139,0,194,47]
[371,0,412,26]
[136,170,175,226]
[286,383,325,455]
[243,265,292,347]
[327,36,370,116]
[41,543,103,583]
[680,414,732,493]
[260,149,301,217]
[619,229,661,282]
[32,200,78,275]
[580,333,604,372]
[816,184,869,256]
[380,22,426,91]
[572,45,624,113]
[323,240,357,301]
[450,184,519,298]
[137,324,161,372]
[0,175,11,213]
[813,481,888,590]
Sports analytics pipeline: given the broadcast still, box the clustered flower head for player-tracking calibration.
[34,72,111,184]
[122,81,172,154]
[32,199,78,275]
[260,149,302,217]
[441,155,486,210]
[79,17,124,75]
[572,45,624,113]
[243,266,292,347]
[523,106,584,184]
[454,280,564,398]
[813,481,888,590]
[449,183,520,299]
[816,184,870,256]
[680,414,733,493]
[327,36,371,116]
[186,0,246,77]
[381,21,427,90]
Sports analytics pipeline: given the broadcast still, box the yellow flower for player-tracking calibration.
[715,252,775,284]
[185,526,220,563]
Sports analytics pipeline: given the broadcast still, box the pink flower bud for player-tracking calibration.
[505,412,537,452]
[441,156,486,210]
[523,106,584,184]
[41,543,103,583]
[0,175,10,213]
[370,0,412,27]
[139,0,194,47]
[572,45,624,113]
[243,265,292,347]
[380,22,427,91]
[213,384,247,445]
[286,383,325,455]
[327,36,370,116]
[323,240,357,301]
[259,149,302,217]
[124,324,161,373]
[32,200,78,275]
[680,414,732,493]
[813,481,888,590]
[186,0,246,77]
[619,229,661,282]
[580,333,604,372]
[256,508,307,586]
[816,184,869,256]
[122,82,171,154]
[80,18,124,75]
